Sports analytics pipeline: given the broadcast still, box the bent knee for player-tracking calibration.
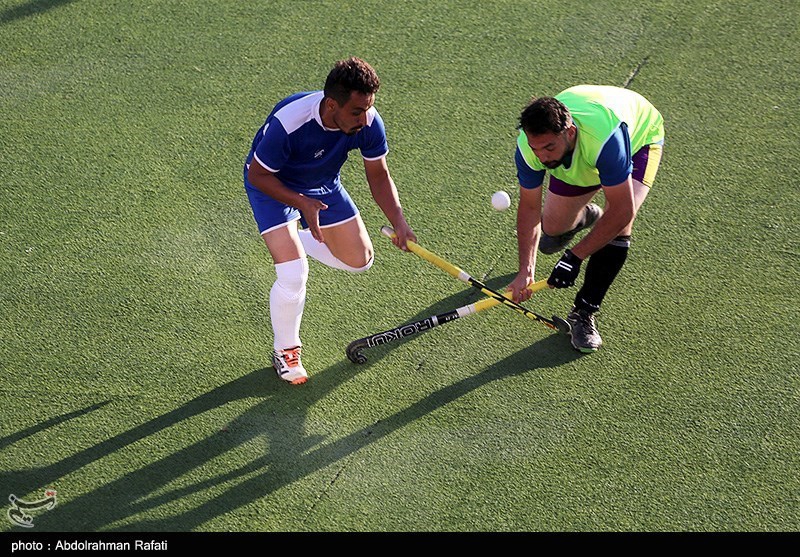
[344,253,374,273]
[338,247,374,272]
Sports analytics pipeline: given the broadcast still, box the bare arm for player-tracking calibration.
[363,157,416,250]
[247,159,329,242]
[508,185,543,302]
[570,177,635,260]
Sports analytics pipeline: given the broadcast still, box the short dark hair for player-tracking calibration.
[324,57,381,106]
[518,96,571,135]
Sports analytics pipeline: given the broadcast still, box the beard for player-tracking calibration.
[543,148,574,169]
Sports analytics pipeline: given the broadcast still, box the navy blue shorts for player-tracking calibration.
[244,179,359,235]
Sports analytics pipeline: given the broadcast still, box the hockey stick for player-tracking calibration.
[381,226,570,334]
[346,280,550,364]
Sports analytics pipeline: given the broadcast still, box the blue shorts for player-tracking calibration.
[244,177,359,236]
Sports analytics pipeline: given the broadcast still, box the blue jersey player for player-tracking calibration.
[244,58,416,385]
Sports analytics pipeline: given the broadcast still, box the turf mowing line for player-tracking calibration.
[303,451,358,522]
[622,56,650,88]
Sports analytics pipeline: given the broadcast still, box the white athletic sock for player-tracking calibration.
[297,228,374,272]
[270,258,309,351]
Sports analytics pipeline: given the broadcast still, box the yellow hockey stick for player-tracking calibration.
[381,226,569,333]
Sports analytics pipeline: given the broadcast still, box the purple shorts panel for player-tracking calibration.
[547,178,600,197]
[632,142,663,187]
[548,143,663,195]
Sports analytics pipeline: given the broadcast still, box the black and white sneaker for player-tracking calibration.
[272,346,308,385]
[539,203,603,254]
[566,307,603,353]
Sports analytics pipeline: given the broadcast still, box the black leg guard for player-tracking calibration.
[574,236,631,313]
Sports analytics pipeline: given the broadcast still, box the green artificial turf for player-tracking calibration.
[1,0,797,532]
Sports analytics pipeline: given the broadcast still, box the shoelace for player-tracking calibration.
[572,311,598,333]
[282,348,301,368]
[578,314,598,334]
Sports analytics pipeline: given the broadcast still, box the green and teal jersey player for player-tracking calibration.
[509,84,666,353]
[515,85,665,190]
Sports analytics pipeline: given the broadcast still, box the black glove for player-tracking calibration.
[548,249,582,288]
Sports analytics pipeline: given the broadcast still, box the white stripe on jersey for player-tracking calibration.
[273,91,378,134]
[274,92,324,134]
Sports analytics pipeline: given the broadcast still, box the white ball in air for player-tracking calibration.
[491,191,511,211]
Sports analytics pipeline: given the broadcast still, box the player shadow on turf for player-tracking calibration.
[0,0,78,25]
[23,277,582,531]
[2,370,276,530]
[0,400,112,452]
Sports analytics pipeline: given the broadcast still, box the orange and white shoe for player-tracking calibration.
[272,346,308,385]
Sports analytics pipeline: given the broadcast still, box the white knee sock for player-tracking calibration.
[297,228,374,272]
[270,258,309,351]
